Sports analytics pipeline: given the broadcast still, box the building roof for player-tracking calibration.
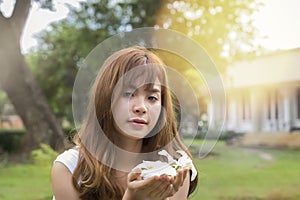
[228,48,300,88]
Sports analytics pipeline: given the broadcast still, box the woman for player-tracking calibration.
[52,46,198,200]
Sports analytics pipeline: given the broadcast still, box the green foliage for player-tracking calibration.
[0,128,74,153]
[0,152,8,168]
[196,130,245,140]
[68,0,162,32]
[0,129,25,152]
[26,0,161,124]
[33,0,55,11]
[157,0,265,72]
[26,21,85,123]
[30,143,58,166]
[26,0,266,128]
[0,90,9,113]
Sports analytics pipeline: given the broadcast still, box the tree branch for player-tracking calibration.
[11,0,31,36]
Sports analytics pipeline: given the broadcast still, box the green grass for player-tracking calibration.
[0,164,53,200]
[189,142,300,200]
[0,141,300,200]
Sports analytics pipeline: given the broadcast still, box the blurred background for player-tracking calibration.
[0,0,299,199]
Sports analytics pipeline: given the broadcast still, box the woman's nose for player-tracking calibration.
[133,98,147,114]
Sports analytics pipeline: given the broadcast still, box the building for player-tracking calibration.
[225,48,300,133]
[0,114,24,129]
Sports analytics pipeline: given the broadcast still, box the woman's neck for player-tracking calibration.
[113,133,143,153]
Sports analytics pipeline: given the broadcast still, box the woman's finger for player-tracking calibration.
[128,175,160,190]
[160,182,174,199]
[173,171,183,192]
[172,169,188,192]
[148,178,169,197]
[127,169,142,182]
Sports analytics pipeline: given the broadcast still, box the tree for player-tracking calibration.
[26,21,99,124]
[152,0,265,120]
[27,0,163,125]
[25,0,264,141]
[0,0,65,153]
[156,0,265,72]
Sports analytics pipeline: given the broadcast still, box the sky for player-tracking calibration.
[1,0,300,53]
[253,0,300,50]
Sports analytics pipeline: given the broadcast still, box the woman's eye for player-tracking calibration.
[123,92,134,97]
[148,96,158,101]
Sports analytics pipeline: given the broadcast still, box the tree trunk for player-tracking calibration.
[0,0,65,154]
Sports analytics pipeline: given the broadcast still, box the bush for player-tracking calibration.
[0,129,25,152]
[30,143,58,166]
[219,131,244,141]
[195,130,244,141]
[0,127,76,153]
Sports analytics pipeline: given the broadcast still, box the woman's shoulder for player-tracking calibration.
[52,147,81,200]
[53,146,79,174]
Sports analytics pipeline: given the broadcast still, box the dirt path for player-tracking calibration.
[246,148,274,161]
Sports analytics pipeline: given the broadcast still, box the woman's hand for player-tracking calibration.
[171,168,189,194]
[123,169,173,200]
[123,168,189,200]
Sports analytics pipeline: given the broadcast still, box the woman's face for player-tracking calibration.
[112,79,162,140]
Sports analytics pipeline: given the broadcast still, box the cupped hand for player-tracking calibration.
[123,168,189,200]
[123,169,174,200]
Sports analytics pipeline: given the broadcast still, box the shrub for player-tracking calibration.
[0,127,76,153]
[219,131,244,141]
[194,130,244,141]
[0,129,25,152]
[30,143,58,166]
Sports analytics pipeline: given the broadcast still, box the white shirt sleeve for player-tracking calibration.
[54,148,79,174]
[52,148,79,200]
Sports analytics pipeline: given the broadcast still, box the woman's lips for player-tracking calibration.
[133,119,147,124]
[129,118,148,127]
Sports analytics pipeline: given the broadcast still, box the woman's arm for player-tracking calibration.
[51,162,80,200]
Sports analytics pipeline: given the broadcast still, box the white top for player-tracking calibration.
[52,148,79,200]
[54,148,79,173]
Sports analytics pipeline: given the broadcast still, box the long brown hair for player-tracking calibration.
[73,46,198,199]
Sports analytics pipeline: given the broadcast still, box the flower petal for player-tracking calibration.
[142,165,177,179]
[158,150,176,164]
[132,150,198,181]
[177,150,197,181]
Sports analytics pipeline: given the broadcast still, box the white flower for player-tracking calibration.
[158,150,176,164]
[132,160,177,179]
[176,150,197,181]
[132,150,197,181]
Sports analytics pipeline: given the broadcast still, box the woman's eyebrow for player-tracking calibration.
[147,88,161,93]
[124,83,161,93]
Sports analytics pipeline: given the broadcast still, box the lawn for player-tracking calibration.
[0,164,52,200]
[0,141,300,200]
[190,142,300,200]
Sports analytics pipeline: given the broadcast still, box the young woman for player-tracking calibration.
[52,46,198,200]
